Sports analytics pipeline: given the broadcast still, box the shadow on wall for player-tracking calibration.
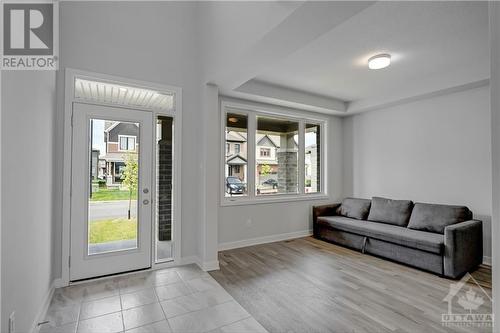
[477,214,492,259]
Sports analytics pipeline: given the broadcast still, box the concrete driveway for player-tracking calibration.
[89,200,137,221]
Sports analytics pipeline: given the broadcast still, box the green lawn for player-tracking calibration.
[90,189,137,201]
[89,218,137,244]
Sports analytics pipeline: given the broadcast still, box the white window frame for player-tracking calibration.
[118,134,137,152]
[304,122,323,194]
[220,100,328,206]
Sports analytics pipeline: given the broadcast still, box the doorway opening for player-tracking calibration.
[63,69,181,283]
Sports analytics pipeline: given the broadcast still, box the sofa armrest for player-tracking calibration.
[443,220,483,278]
[313,203,341,237]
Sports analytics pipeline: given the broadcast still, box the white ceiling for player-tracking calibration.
[256,1,489,102]
[208,1,490,115]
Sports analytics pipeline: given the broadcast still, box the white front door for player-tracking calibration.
[70,102,153,281]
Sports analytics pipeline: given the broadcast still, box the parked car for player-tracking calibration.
[256,179,278,194]
[226,176,246,195]
[262,179,278,189]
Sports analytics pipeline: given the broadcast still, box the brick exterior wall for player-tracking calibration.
[277,150,298,193]
[157,118,173,241]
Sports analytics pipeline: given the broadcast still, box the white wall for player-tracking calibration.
[1,71,56,333]
[1,69,3,333]
[343,85,492,256]
[218,108,344,248]
[199,84,220,269]
[197,1,302,82]
[53,2,203,279]
[488,2,500,328]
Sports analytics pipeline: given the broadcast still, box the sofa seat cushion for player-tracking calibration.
[337,197,372,220]
[408,203,473,234]
[317,216,444,254]
[367,197,413,227]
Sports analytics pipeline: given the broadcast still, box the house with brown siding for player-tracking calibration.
[101,121,139,186]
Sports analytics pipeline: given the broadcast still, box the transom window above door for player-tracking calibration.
[74,78,174,111]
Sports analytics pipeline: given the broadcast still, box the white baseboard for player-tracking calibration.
[179,255,200,266]
[30,280,56,333]
[199,260,220,271]
[218,229,313,251]
[483,256,492,266]
[53,278,65,289]
[181,255,219,272]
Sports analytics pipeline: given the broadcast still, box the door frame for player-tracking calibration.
[61,68,182,285]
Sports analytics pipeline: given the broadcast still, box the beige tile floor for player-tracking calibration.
[39,264,268,333]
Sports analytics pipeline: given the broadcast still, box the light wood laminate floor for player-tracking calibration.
[210,237,492,333]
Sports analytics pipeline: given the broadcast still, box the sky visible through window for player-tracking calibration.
[305,132,316,147]
[92,119,106,154]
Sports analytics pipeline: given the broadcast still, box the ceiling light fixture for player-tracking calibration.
[228,117,238,123]
[368,54,391,70]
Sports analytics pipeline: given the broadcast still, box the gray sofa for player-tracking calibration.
[313,197,483,278]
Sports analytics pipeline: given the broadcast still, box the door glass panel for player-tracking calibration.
[155,116,173,262]
[88,119,140,255]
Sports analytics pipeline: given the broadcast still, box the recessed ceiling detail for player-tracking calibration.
[74,78,174,111]
[251,1,488,108]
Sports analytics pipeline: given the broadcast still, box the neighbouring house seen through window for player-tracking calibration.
[260,148,271,157]
[222,104,325,202]
[225,113,248,197]
[305,123,320,193]
[256,116,299,196]
[119,135,136,151]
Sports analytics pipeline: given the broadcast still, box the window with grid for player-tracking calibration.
[222,104,326,203]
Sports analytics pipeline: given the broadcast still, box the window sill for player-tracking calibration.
[220,193,330,207]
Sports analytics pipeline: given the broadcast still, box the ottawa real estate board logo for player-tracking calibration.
[2,1,58,70]
[442,273,493,328]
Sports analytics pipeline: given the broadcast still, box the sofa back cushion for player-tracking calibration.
[407,203,472,234]
[337,198,371,220]
[367,197,413,227]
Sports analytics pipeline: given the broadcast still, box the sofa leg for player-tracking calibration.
[361,237,368,254]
